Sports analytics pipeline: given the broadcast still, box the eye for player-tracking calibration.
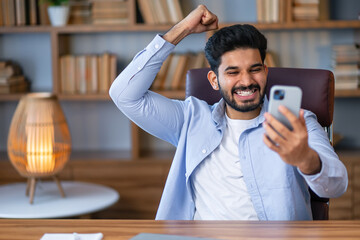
[227,71,238,75]
[250,67,262,73]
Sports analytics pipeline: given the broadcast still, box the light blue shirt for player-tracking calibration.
[109,35,348,220]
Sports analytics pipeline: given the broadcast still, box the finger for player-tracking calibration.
[201,11,218,27]
[278,105,303,131]
[262,121,286,147]
[263,134,280,153]
[264,112,290,139]
[299,109,306,125]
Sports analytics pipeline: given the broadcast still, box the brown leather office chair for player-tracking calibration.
[185,67,334,220]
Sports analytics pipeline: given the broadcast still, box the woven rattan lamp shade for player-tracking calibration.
[7,93,71,203]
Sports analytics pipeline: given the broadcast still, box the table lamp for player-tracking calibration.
[7,93,71,204]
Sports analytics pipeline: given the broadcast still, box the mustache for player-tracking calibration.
[232,84,261,92]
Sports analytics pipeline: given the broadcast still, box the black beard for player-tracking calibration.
[219,84,264,112]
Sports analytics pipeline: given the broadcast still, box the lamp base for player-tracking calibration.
[25,176,66,204]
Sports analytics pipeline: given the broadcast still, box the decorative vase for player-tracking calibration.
[48,5,70,26]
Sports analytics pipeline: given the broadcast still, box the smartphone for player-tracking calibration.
[268,85,302,130]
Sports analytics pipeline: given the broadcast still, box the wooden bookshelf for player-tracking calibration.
[335,89,360,98]
[220,20,360,31]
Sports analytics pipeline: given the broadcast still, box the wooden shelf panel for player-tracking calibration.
[221,20,360,30]
[335,89,360,98]
[1,20,360,35]
[58,93,111,101]
[0,26,52,33]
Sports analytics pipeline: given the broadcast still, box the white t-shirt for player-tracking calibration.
[191,113,259,220]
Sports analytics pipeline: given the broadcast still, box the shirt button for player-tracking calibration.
[325,188,328,192]
[202,149,207,154]
[155,44,159,49]
[137,66,141,70]
[185,173,187,178]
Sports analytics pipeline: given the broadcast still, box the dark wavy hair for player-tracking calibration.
[204,24,267,75]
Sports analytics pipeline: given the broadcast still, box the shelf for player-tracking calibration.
[220,20,360,30]
[0,94,26,101]
[0,26,52,33]
[58,93,111,101]
[335,89,360,98]
[1,20,360,35]
[0,24,173,34]
[154,90,185,99]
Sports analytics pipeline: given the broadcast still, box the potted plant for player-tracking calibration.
[42,0,70,26]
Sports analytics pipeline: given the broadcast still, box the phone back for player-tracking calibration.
[268,85,302,130]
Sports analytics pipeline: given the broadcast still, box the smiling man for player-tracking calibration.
[109,5,347,220]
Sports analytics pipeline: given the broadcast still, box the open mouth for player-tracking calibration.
[235,88,257,96]
[233,84,260,98]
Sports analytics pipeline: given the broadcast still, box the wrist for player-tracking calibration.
[298,149,322,175]
[163,24,191,45]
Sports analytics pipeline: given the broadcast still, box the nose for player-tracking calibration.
[238,70,253,86]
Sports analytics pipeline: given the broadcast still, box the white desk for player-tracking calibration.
[0,181,119,219]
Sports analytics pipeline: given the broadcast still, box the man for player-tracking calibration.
[109,5,347,220]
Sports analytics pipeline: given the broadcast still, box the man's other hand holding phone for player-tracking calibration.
[263,106,322,175]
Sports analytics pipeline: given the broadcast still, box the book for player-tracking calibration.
[15,0,27,26]
[152,53,173,90]
[0,62,22,78]
[171,53,188,90]
[163,53,180,90]
[137,0,156,24]
[152,0,168,24]
[0,80,29,93]
[3,0,16,26]
[68,0,92,25]
[38,0,50,25]
[88,55,98,93]
[99,52,110,93]
[109,54,117,86]
[75,55,87,94]
[0,0,3,26]
[29,0,38,25]
[0,75,26,85]
[166,0,183,24]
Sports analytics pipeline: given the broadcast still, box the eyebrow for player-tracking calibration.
[224,63,263,72]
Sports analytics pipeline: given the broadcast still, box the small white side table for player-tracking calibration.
[0,181,119,219]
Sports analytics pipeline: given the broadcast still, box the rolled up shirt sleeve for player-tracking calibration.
[297,111,348,198]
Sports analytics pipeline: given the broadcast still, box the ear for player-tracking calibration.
[264,64,269,76]
[207,70,219,90]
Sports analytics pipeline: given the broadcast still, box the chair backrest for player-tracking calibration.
[185,67,334,220]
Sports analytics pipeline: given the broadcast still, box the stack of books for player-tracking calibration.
[151,52,207,91]
[137,0,183,25]
[256,0,286,23]
[68,0,92,25]
[256,0,329,23]
[91,0,130,25]
[332,44,360,89]
[332,44,360,90]
[292,0,329,21]
[60,53,117,94]
[0,61,29,94]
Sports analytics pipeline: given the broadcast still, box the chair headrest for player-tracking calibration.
[186,67,334,127]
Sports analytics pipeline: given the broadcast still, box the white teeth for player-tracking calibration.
[236,89,255,96]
